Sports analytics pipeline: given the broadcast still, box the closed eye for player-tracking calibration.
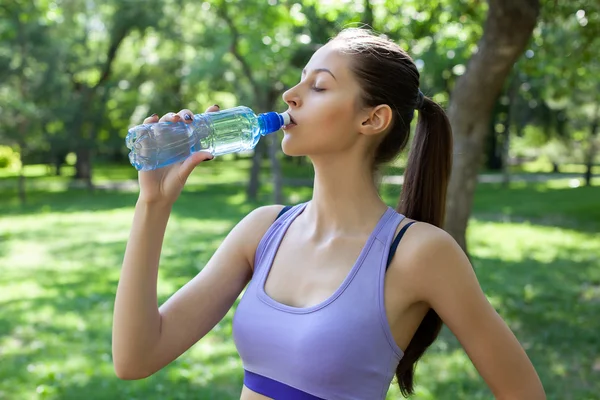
[311,86,325,92]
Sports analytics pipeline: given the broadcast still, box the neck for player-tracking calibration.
[303,153,388,237]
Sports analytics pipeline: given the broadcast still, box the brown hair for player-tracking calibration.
[333,28,453,396]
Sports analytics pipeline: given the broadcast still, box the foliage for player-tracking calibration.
[1,0,596,170]
[0,145,20,169]
[512,0,600,147]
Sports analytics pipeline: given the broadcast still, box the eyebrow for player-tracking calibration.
[302,68,337,81]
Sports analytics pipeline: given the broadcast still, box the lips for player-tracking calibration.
[283,113,297,130]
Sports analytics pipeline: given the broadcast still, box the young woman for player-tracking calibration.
[112,28,545,399]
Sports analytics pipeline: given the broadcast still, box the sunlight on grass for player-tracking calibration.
[0,190,249,399]
[0,164,69,178]
[519,160,600,175]
[1,165,599,399]
[468,221,599,264]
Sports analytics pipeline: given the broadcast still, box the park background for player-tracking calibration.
[0,0,599,399]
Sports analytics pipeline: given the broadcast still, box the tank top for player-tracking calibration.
[232,202,411,400]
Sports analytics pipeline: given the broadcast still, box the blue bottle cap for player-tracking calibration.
[259,112,288,135]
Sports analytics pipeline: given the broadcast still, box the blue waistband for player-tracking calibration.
[244,369,325,400]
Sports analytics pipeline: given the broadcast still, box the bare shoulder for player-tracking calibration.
[243,204,287,226]
[390,220,464,267]
[236,204,287,268]
[238,204,287,239]
[388,220,473,302]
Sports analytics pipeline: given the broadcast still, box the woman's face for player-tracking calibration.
[281,42,372,158]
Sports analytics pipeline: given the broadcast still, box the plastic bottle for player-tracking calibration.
[125,106,291,171]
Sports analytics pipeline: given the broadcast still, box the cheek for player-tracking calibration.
[316,99,352,126]
[309,99,357,141]
[281,95,359,156]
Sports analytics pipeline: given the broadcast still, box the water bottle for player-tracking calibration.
[125,106,291,171]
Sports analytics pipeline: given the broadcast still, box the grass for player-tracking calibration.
[0,160,599,400]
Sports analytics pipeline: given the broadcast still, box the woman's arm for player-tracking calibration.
[397,224,546,399]
[112,203,284,380]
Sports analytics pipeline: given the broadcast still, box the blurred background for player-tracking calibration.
[0,0,598,399]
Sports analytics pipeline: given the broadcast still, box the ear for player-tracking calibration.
[358,105,393,136]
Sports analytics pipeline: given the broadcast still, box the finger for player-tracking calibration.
[143,114,159,124]
[178,109,195,124]
[178,151,214,181]
[205,104,220,113]
[158,112,182,123]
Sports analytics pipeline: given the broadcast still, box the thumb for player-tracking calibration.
[178,151,214,181]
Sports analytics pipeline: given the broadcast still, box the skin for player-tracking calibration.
[112,42,546,399]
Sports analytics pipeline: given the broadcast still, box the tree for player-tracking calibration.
[204,0,340,203]
[444,0,540,252]
[64,0,161,187]
[0,0,64,204]
[523,1,600,185]
[214,0,286,203]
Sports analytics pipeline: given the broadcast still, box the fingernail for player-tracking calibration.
[151,113,158,118]
[184,114,192,121]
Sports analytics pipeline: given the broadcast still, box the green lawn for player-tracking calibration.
[0,161,599,400]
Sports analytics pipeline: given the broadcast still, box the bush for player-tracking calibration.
[0,145,21,169]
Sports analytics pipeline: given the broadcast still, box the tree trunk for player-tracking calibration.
[501,91,516,185]
[268,135,284,204]
[501,122,511,188]
[17,140,26,205]
[485,109,502,171]
[218,3,286,205]
[15,16,28,205]
[552,163,560,174]
[247,139,266,201]
[54,160,62,176]
[501,72,519,188]
[73,89,94,190]
[73,26,128,187]
[584,104,599,187]
[445,0,540,252]
[265,89,285,204]
[74,146,93,188]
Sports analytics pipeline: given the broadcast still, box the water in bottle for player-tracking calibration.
[126,106,291,171]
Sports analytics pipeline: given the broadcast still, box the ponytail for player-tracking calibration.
[395,96,453,396]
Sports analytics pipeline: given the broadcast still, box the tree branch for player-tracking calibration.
[94,27,128,90]
[215,2,261,100]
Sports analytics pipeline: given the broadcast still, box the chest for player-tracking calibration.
[263,228,371,309]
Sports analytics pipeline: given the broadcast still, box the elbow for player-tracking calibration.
[113,358,156,381]
[114,368,143,381]
[114,363,144,381]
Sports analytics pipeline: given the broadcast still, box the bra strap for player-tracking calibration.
[386,221,416,270]
[275,205,293,221]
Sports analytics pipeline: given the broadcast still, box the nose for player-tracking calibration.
[282,86,301,108]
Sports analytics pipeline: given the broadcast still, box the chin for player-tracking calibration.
[281,132,342,158]
[281,134,307,157]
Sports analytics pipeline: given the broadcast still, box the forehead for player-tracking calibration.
[305,42,352,79]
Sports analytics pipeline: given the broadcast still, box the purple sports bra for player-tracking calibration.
[232,202,407,399]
